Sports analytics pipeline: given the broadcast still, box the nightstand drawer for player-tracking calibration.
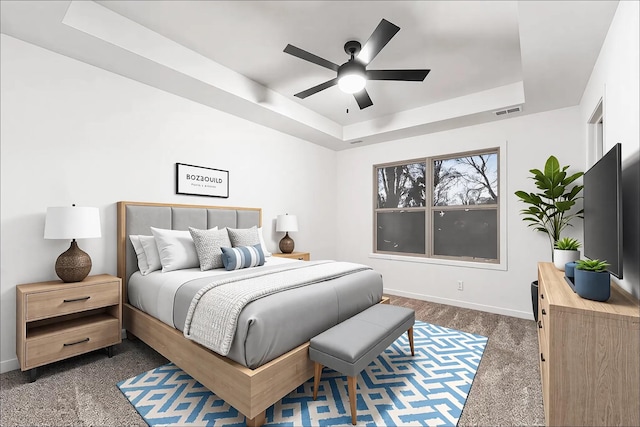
[24,315,120,369]
[25,282,119,321]
[273,252,310,261]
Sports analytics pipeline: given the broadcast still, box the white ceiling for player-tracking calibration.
[0,1,619,150]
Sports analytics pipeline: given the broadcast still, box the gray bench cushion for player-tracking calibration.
[309,304,415,377]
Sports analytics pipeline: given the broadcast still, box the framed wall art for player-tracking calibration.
[176,163,229,198]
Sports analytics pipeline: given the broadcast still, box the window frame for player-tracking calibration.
[373,147,501,265]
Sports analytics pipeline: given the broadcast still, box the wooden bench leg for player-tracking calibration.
[313,362,323,400]
[408,326,415,356]
[246,410,266,427]
[347,376,357,425]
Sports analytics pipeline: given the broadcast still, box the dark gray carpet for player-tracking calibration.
[1,295,544,426]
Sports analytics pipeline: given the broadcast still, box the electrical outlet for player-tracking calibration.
[457,280,464,291]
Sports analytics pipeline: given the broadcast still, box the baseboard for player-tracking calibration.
[0,357,19,374]
[384,288,534,320]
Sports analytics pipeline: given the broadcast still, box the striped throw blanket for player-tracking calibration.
[183,260,372,356]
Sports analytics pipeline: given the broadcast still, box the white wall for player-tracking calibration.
[0,35,337,373]
[335,107,584,318]
[579,0,639,297]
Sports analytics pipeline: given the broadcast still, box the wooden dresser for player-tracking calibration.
[537,262,639,426]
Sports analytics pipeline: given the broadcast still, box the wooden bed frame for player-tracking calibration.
[116,201,313,426]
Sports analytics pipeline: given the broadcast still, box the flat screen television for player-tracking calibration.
[583,143,623,278]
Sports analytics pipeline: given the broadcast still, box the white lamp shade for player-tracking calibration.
[276,214,298,232]
[44,206,101,239]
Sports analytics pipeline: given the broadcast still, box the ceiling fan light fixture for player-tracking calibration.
[337,61,366,94]
[338,74,366,94]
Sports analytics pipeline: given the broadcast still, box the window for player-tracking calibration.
[374,148,500,263]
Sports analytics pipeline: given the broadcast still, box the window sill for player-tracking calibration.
[368,253,507,271]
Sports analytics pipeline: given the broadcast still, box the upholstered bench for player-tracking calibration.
[309,304,415,425]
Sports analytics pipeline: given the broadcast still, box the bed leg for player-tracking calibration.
[246,411,266,427]
[126,330,138,341]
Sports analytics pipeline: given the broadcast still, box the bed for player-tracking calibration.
[116,201,383,426]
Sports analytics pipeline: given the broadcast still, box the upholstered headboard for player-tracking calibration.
[116,201,261,302]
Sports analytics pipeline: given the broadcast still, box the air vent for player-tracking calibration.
[494,106,522,116]
[349,140,363,145]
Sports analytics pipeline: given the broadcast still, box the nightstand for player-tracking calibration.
[273,252,310,261]
[16,274,122,381]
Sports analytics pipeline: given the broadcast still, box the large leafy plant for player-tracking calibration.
[515,156,584,256]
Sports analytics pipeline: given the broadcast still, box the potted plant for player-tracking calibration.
[553,237,581,271]
[515,155,584,258]
[574,259,610,301]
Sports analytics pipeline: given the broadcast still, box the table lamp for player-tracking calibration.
[276,214,298,254]
[44,205,101,282]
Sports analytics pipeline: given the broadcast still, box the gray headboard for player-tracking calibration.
[117,201,261,301]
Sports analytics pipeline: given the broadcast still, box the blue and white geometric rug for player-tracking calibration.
[117,321,488,426]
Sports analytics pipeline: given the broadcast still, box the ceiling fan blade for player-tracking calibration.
[294,78,338,99]
[357,19,400,65]
[367,69,431,81]
[284,44,340,72]
[353,89,373,109]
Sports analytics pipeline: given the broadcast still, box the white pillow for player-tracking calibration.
[150,227,200,272]
[129,235,148,272]
[139,235,162,274]
[258,227,272,257]
[129,235,161,275]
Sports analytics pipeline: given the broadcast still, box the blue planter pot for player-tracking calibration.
[565,262,577,279]
[574,268,611,302]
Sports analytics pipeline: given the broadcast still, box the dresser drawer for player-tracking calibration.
[24,316,120,369]
[538,282,549,330]
[25,282,119,321]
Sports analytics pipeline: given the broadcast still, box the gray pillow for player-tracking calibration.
[227,226,260,247]
[189,227,232,270]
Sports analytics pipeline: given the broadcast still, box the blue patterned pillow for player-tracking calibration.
[220,244,266,271]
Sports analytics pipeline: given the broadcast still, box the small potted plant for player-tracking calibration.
[574,259,610,301]
[553,237,581,271]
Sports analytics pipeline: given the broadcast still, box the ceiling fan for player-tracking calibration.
[283,19,430,110]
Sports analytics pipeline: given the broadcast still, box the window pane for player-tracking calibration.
[376,211,425,254]
[433,209,498,259]
[377,162,426,208]
[433,153,498,206]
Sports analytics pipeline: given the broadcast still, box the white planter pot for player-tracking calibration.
[553,249,580,270]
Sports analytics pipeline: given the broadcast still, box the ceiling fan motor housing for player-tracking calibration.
[343,40,362,57]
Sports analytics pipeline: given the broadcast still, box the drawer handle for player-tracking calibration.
[63,296,90,303]
[538,320,542,329]
[541,353,545,362]
[63,338,90,347]
[541,309,546,315]
[297,257,304,260]
[540,294,544,299]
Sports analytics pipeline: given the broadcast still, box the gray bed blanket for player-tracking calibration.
[183,261,372,356]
